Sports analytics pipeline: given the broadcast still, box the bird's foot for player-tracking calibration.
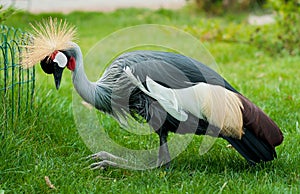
[157,143,171,169]
[86,151,128,170]
[157,156,171,169]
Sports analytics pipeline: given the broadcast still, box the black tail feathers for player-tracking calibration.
[222,128,277,165]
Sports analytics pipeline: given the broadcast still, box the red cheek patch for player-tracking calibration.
[67,56,76,71]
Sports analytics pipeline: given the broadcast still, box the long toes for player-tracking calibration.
[86,151,106,160]
[85,151,130,170]
[90,160,118,170]
[86,151,128,162]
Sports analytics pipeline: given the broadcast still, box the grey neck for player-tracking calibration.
[70,43,113,113]
[71,44,97,106]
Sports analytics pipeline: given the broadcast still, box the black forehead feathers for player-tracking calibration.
[40,56,54,74]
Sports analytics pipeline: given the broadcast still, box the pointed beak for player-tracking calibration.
[53,63,65,90]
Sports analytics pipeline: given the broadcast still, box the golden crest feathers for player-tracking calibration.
[22,17,77,68]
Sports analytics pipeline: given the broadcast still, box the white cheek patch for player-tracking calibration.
[53,52,68,68]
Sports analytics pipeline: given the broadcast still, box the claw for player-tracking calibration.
[85,153,99,160]
[80,155,94,162]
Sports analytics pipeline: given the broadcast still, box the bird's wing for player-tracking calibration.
[120,51,244,134]
[125,65,244,138]
[117,50,237,91]
[146,76,244,139]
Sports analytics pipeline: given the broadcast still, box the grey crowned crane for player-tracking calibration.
[23,18,283,169]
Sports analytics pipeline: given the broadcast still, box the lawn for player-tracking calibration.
[1,8,299,193]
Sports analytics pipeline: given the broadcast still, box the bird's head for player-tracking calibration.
[40,50,76,89]
[22,18,77,90]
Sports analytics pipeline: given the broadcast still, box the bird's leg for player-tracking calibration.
[157,133,171,169]
[86,151,128,170]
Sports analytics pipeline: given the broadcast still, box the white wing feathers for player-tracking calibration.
[124,66,188,121]
[124,67,244,138]
[145,77,188,121]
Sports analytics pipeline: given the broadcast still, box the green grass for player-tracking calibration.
[1,8,300,193]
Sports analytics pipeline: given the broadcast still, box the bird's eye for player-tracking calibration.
[53,52,68,68]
